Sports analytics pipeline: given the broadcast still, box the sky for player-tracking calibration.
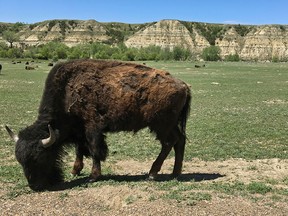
[0,0,287,25]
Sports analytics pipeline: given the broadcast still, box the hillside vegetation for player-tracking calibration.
[0,19,288,61]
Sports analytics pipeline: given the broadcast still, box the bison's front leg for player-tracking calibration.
[71,145,84,176]
[85,129,108,182]
[89,158,101,182]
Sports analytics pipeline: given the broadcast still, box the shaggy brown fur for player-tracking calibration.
[8,59,191,190]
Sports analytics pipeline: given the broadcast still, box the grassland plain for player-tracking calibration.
[0,59,287,215]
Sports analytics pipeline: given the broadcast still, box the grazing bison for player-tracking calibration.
[195,64,206,68]
[25,66,35,70]
[0,63,2,74]
[6,59,191,191]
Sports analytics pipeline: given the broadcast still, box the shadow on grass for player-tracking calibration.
[49,172,224,191]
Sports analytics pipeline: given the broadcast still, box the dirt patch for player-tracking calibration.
[1,158,288,215]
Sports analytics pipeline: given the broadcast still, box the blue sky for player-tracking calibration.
[1,0,287,25]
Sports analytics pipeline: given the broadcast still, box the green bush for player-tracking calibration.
[272,56,280,63]
[225,54,240,62]
[172,46,191,61]
[234,24,252,36]
[0,41,195,61]
[201,46,221,61]
[6,48,23,58]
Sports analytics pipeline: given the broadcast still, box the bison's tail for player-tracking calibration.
[179,88,191,138]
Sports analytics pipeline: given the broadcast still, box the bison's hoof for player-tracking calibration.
[172,171,181,178]
[88,178,96,183]
[88,174,101,183]
[71,170,80,177]
[88,177,99,183]
[148,173,157,181]
[71,163,84,176]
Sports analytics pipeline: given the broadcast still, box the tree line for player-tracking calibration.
[0,41,200,61]
[0,29,226,61]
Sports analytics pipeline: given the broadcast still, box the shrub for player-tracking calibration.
[0,41,195,61]
[272,56,280,63]
[225,54,240,62]
[202,46,221,61]
[173,46,191,61]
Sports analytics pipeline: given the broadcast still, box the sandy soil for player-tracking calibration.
[1,158,287,216]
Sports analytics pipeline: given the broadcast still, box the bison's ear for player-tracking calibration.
[40,125,58,148]
[5,125,19,142]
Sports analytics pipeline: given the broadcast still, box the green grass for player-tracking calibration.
[0,59,288,204]
[111,61,288,161]
[1,60,287,161]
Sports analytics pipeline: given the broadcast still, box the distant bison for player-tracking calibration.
[0,64,2,74]
[6,59,191,191]
[25,66,35,70]
[195,64,206,68]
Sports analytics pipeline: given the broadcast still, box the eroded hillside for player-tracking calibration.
[0,19,287,61]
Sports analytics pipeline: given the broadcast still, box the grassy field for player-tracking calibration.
[0,59,287,211]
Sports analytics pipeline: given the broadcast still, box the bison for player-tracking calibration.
[0,63,2,74]
[6,59,191,191]
[194,64,205,68]
[25,65,35,70]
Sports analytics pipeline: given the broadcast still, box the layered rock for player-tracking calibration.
[240,26,288,61]
[125,20,209,52]
[18,20,110,47]
[1,19,288,61]
[215,27,243,57]
[192,28,210,52]
[63,20,109,47]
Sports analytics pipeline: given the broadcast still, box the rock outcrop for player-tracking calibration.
[215,27,243,57]
[125,20,211,55]
[1,19,288,61]
[18,20,110,47]
[240,26,288,61]
[124,20,210,53]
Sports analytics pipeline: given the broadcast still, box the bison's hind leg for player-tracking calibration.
[148,126,184,179]
[148,141,173,180]
[172,128,186,177]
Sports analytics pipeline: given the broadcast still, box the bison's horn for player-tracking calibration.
[40,125,57,148]
[5,125,19,142]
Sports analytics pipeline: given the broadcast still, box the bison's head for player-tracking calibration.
[5,124,63,191]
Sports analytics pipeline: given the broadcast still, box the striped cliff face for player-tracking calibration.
[9,19,288,61]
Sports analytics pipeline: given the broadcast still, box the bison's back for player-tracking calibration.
[46,60,189,133]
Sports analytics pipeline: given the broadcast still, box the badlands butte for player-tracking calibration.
[1,19,288,61]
